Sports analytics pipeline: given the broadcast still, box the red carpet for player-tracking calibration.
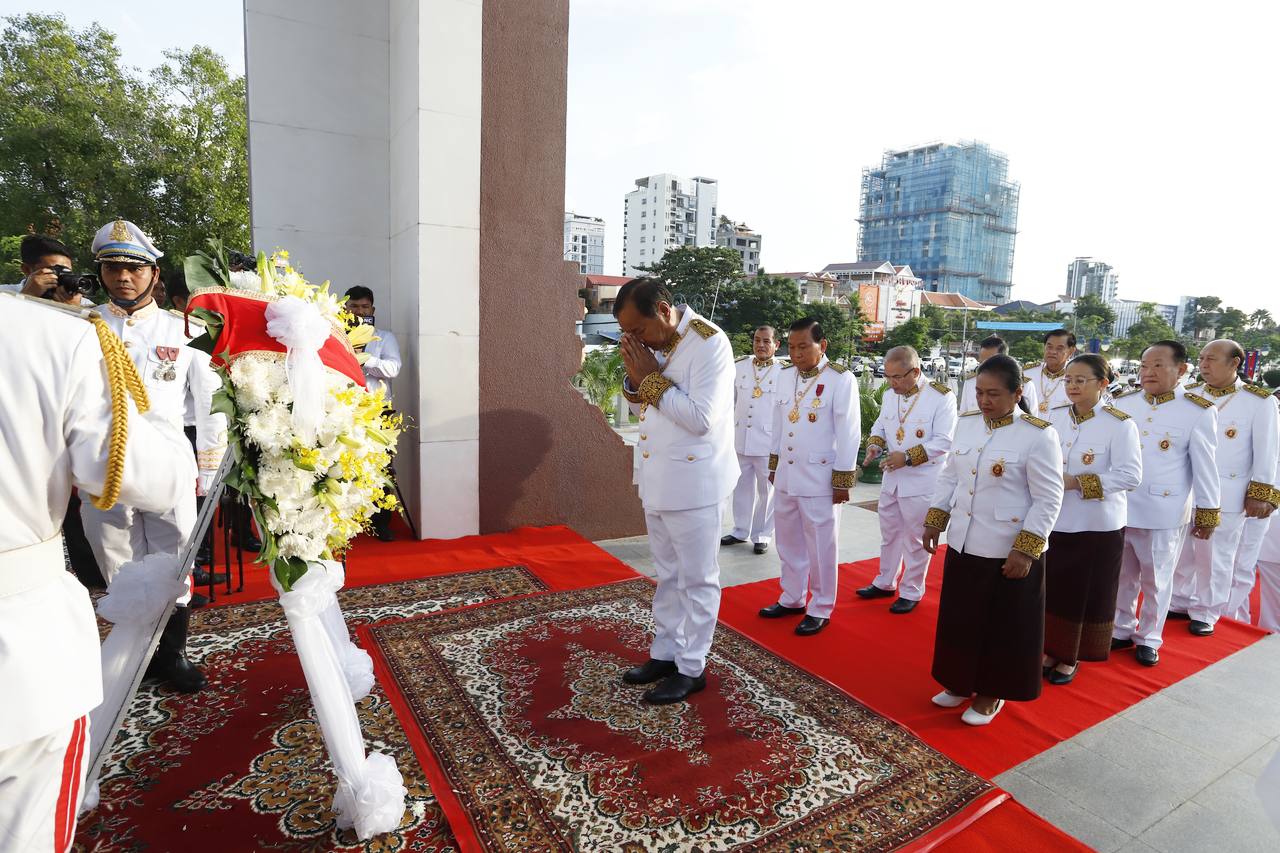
[720,546,1267,778]
[362,579,1005,852]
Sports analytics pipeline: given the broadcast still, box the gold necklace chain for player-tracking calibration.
[788,366,825,423]
[895,385,923,442]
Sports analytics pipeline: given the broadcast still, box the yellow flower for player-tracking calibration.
[346,323,376,350]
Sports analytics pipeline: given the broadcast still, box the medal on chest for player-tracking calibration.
[1225,427,1237,439]
[153,345,179,381]
[752,386,763,398]
[1081,450,1095,465]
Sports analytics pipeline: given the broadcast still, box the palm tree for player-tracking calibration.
[576,347,626,419]
[1250,309,1274,330]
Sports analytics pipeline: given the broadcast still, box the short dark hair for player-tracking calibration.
[977,354,1031,413]
[1144,339,1187,363]
[1222,340,1246,373]
[789,317,825,342]
[979,335,1007,354]
[1068,353,1112,383]
[754,325,777,339]
[166,269,189,299]
[345,285,374,303]
[612,277,672,318]
[20,234,72,265]
[1044,328,1076,348]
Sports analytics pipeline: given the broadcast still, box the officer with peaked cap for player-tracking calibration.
[79,219,227,693]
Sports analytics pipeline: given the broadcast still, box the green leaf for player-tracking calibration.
[184,253,222,290]
[272,556,309,592]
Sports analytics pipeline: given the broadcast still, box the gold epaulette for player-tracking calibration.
[1024,361,1042,370]
[1021,414,1051,429]
[689,318,718,339]
[929,381,951,394]
[1113,387,1142,398]
[735,354,751,362]
[1184,392,1214,409]
[1103,405,1131,420]
[960,410,981,417]
[828,362,848,373]
[1245,384,1274,398]
[781,363,795,371]
[1051,402,1072,410]
[1185,381,1203,389]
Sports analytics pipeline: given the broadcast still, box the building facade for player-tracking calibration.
[1111,298,1180,337]
[1065,257,1118,303]
[715,218,762,274]
[857,141,1020,304]
[564,212,605,275]
[622,173,718,276]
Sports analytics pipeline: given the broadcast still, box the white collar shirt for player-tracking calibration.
[767,356,860,497]
[1183,379,1280,512]
[1047,401,1143,533]
[362,326,401,399]
[733,355,783,457]
[869,376,958,496]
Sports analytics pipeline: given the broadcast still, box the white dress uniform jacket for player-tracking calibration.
[928,411,1064,560]
[728,355,783,545]
[959,371,1039,416]
[768,356,859,497]
[626,307,738,511]
[869,378,958,497]
[362,326,401,398]
[1047,402,1143,533]
[1111,388,1221,530]
[0,296,195,851]
[1023,362,1070,416]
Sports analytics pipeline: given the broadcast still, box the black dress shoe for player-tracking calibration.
[856,584,895,599]
[1166,609,1190,621]
[889,597,918,614]
[193,568,228,585]
[188,592,209,609]
[753,542,768,555]
[643,673,706,705]
[795,615,829,636]
[1188,620,1214,636]
[1047,664,1078,685]
[720,534,746,546]
[758,602,806,618]
[1135,645,1159,666]
[1110,637,1135,651]
[621,658,677,685]
[145,606,207,693]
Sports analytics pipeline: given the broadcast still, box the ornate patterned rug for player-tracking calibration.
[75,565,548,852]
[362,578,1003,852]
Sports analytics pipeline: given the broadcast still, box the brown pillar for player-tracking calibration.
[478,0,645,539]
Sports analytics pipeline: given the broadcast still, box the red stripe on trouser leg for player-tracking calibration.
[53,716,87,852]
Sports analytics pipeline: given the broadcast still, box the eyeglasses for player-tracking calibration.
[885,368,918,381]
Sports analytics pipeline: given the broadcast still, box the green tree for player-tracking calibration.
[1010,337,1043,362]
[806,302,862,362]
[1218,307,1248,339]
[1074,293,1116,337]
[1114,303,1178,361]
[881,316,931,356]
[1249,309,1274,330]
[575,347,625,419]
[636,245,743,320]
[718,274,803,337]
[1185,295,1222,336]
[0,14,248,268]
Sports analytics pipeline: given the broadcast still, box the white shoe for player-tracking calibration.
[931,690,970,708]
[961,699,1005,726]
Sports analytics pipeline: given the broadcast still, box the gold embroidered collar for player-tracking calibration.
[659,331,683,357]
[753,357,774,368]
[798,365,822,380]
[1042,366,1066,380]
[986,414,1014,430]
[1069,406,1096,425]
[899,383,920,398]
[1144,391,1175,406]
[1203,383,1237,398]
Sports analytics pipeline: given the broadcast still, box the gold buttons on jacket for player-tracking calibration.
[640,435,647,440]
[687,455,695,461]
[642,452,650,458]
[126,319,135,327]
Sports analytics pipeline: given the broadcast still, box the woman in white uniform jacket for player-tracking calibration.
[923,355,1064,726]
[1043,355,1142,685]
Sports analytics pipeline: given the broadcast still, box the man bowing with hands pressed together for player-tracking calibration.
[614,279,738,704]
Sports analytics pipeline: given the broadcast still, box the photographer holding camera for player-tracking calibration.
[0,234,95,306]
[345,285,401,541]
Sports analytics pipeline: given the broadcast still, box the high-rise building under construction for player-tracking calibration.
[858,141,1020,303]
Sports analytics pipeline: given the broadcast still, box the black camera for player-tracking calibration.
[48,265,99,297]
[227,250,257,272]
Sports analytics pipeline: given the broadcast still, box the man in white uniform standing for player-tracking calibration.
[0,293,194,852]
[860,346,957,613]
[614,279,737,704]
[79,220,226,692]
[1022,329,1077,416]
[1111,340,1221,666]
[722,325,782,555]
[1169,340,1278,635]
[758,318,859,636]
[345,285,402,541]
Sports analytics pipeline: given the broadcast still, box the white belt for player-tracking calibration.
[0,534,67,597]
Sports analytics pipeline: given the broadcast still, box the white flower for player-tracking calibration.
[244,405,295,454]
[229,270,262,291]
[278,532,324,561]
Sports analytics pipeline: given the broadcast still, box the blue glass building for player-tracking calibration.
[857,141,1020,304]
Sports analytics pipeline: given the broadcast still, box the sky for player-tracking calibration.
[8,0,1277,314]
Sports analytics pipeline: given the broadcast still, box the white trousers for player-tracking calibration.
[1114,526,1187,650]
[645,504,723,677]
[774,491,840,619]
[1178,511,1248,627]
[729,453,774,544]
[82,495,194,604]
[872,491,933,601]
[0,716,88,853]
[1259,560,1280,633]
[1227,516,1273,622]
